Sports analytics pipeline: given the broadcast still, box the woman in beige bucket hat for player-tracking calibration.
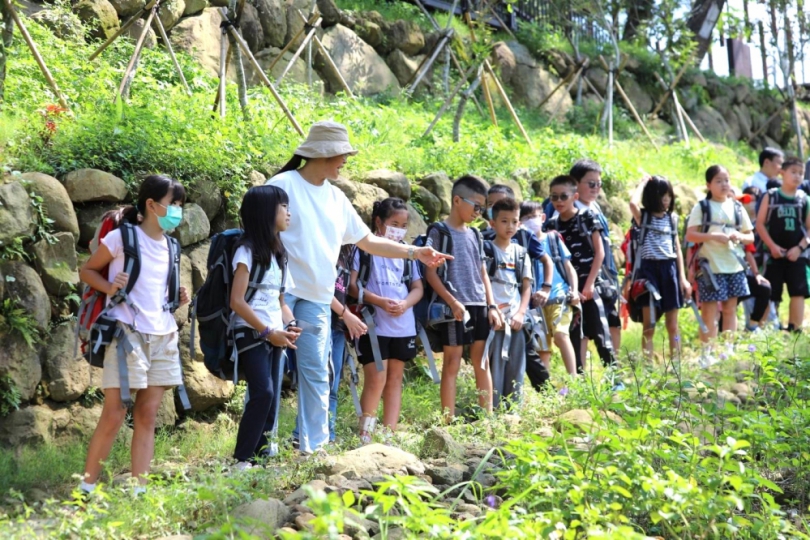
[265,121,449,454]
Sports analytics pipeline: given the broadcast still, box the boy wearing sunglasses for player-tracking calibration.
[544,175,618,378]
[425,175,503,421]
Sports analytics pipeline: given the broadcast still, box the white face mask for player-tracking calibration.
[384,226,407,243]
[524,217,543,236]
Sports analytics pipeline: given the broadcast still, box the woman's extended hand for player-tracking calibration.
[416,247,453,268]
[343,309,368,340]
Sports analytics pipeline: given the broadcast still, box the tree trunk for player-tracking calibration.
[622,0,654,43]
[687,0,726,63]
[0,0,13,103]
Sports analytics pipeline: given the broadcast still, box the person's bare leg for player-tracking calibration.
[700,302,719,342]
[469,340,493,413]
[130,386,166,485]
[610,326,621,351]
[538,351,551,371]
[83,388,128,484]
[554,333,577,376]
[664,310,680,359]
[788,296,804,330]
[641,306,655,360]
[381,360,405,430]
[580,337,589,369]
[440,345,462,422]
[360,361,387,417]
[720,298,739,334]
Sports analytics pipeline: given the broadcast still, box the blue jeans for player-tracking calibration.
[294,328,346,443]
[234,341,284,461]
[285,295,331,453]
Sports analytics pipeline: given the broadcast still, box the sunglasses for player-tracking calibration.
[586,181,603,189]
[549,193,572,202]
[460,197,484,214]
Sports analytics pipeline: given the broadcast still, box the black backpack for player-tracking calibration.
[483,239,527,291]
[190,229,287,383]
[481,227,533,253]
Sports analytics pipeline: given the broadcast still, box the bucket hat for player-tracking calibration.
[294,121,358,159]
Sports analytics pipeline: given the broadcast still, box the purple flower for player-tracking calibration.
[719,353,728,361]
[748,344,756,353]
[485,495,498,508]
[674,335,681,343]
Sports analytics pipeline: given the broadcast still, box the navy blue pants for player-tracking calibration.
[233,340,282,462]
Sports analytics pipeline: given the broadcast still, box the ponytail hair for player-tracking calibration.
[371,197,408,232]
[117,174,186,225]
[274,154,306,177]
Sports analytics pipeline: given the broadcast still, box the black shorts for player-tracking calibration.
[356,335,417,365]
[595,286,621,328]
[440,305,490,347]
[636,259,684,314]
[581,296,617,343]
[764,258,810,301]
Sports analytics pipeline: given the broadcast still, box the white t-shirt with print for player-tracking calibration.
[352,249,421,337]
[268,171,370,304]
[489,243,533,318]
[230,246,291,332]
[101,226,177,335]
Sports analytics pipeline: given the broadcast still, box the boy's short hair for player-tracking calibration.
[452,175,488,199]
[569,159,602,181]
[759,147,784,167]
[519,200,543,219]
[491,197,519,220]
[549,175,578,191]
[488,184,515,198]
[742,185,761,198]
[782,156,805,170]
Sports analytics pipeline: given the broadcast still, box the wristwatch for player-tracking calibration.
[541,282,552,289]
[407,246,416,261]
[487,304,498,311]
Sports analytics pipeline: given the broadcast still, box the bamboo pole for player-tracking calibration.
[89,0,158,61]
[483,60,533,149]
[747,100,789,144]
[675,95,705,143]
[151,14,191,95]
[650,61,689,118]
[295,10,353,98]
[277,18,321,86]
[5,0,68,109]
[217,26,228,118]
[582,74,604,102]
[480,69,498,126]
[535,62,583,111]
[219,8,304,136]
[264,11,320,74]
[424,63,480,137]
[115,3,158,102]
[599,55,657,150]
[545,67,583,126]
[406,31,451,93]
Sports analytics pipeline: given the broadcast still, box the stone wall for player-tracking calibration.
[0,166,481,446]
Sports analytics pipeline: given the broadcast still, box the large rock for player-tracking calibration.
[64,169,128,203]
[0,181,35,247]
[411,186,442,223]
[188,179,222,221]
[0,405,55,446]
[29,9,85,40]
[249,47,309,87]
[363,170,410,201]
[174,254,193,327]
[158,0,186,31]
[73,0,120,40]
[1,261,51,331]
[388,19,424,56]
[316,24,400,96]
[386,49,422,88]
[170,8,225,77]
[554,409,623,433]
[184,239,210,291]
[108,0,143,17]
[43,321,88,402]
[155,390,178,428]
[184,0,207,15]
[179,321,233,411]
[619,74,653,114]
[123,18,157,48]
[20,173,80,239]
[239,2,264,53]
[316,0,341,27]
[354,19,382,49]
[0,333,42,403]
[421,427,464,460]
[282,0,311,49]
[319,443,425,477]
[171,203,210,247]
[331,177,388,224]
[405,203,427,244]
[419,172,453,216]
[232,498,291,535]
[76,204,120,247]
[673,184,700,218]
[492,41,572,114]
[691,105,733,141]
[252,0,286,48]
[32,232,80,296]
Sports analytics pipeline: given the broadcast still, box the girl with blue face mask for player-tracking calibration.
[78,175,190,497]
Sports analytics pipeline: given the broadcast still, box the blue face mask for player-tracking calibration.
[486,207,493,221]
[156,203,183,231]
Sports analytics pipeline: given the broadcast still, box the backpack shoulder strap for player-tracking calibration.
[279,254,288,294]
[471,225,485,261]
[357,248,373,289]
[515,229,532,250]
[699,199,711,233]
[118,222,141,299]
[514,244,526,283]
[733,200,744,230]
[163,234,181,312]
[483,239,496,276]
[670,212,678,245]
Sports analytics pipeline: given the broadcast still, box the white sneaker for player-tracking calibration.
[234,461,253,471]
[699,354,718,369]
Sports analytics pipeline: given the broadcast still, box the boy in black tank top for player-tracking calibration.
[756,157,810,332]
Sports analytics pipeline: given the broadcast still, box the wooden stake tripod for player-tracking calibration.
[2,0,68,109]
[88,0,191,101]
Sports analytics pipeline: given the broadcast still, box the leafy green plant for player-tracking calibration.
[0,376,22,417]
[0,298,41,348]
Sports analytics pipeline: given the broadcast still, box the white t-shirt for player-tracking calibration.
[687,199,753,274]
[230,246,291,332]
[101,226,177,335]
[489,243,533,318]
[352,249,421,337]
[268,171,370,304]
